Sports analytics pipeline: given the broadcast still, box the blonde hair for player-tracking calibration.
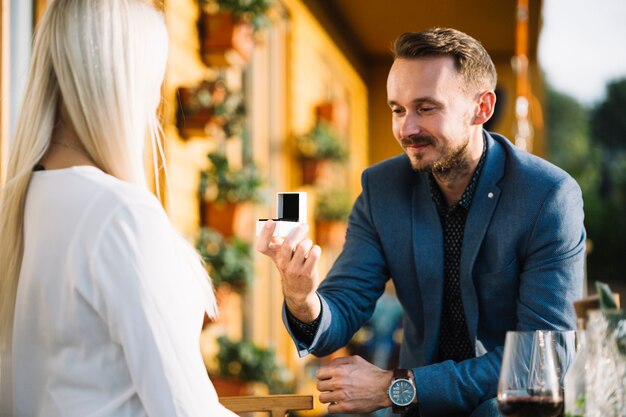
[0,0,215,349]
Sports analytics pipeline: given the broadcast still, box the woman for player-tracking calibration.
[0,0,235,415]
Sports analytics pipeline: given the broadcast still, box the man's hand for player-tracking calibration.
[255,219,322,322]
[316,355,394,414]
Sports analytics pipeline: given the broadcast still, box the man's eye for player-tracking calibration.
[391,108,405,114]
[419,106,435,113]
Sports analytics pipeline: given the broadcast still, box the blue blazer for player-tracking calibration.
[286,132,586,416]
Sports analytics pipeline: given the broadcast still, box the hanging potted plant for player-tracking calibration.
[197,0,272,66]
[314,188,351,247]
[176,79,228,139]
[213,89,246,140]
[295,120,348,185]
[199,151,263,237]
[195,227,253,293]
[195,226,253,329]
[209,335,295,395]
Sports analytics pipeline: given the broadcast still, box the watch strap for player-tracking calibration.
[393,368,409,379]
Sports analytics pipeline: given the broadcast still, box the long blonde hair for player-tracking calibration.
[0,0,204,349]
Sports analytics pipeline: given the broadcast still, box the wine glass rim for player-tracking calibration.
[506,329,575,334]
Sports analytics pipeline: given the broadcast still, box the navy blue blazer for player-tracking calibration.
[286,131,586,416]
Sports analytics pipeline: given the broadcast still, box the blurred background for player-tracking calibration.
[1,0,624,414]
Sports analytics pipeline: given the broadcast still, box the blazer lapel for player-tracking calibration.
[459,132,505,343]
[411,173,444,363]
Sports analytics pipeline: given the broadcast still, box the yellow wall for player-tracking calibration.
[281,0,368,194]
[163,0,367,245]
[163,0,220,237]
[162,0,369,397]
[162,0,246,361]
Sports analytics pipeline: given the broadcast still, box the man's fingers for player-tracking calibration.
[290,238,313,263]
[316,357,350,380]
[318,390,341,405]
[279,224,310,257]
[255,219,277,254]
[302,244,321,272]
[316,376,339,393]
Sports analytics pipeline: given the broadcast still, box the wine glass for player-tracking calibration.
[497,330,576,417]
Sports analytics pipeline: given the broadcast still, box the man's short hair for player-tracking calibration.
[392,28,497,93]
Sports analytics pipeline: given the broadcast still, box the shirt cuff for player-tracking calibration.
[285,304,322,346]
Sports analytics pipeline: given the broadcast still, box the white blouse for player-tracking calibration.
[12,166,235,417]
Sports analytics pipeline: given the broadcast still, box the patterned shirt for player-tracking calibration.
[429,137,487,362]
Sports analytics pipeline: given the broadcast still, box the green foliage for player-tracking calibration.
[200,0,272,30]
[585,78,626,285]
[591,79,626,151]
[589,79,626,208]
[213,335,294,393]
[596,281,619,310]
[594,282,626,357]
[315,188,351,222]
[544,80,626,288]
[295,121,348,162]
[195,227,253,292]
[545,85,600,196]
[213,88,246,139]
[199,152,262,204]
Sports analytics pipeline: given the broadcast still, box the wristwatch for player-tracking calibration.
[388,368,417,414]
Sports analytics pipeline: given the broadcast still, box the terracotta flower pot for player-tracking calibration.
[300,158,324,185]
[176,80,227,139]
[315,220,347,247]
[315,102,335,123]
[198,11,255,67]
[200,200,238,238]
[209,374,251,396]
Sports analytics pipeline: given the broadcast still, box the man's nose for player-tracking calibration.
[398,113,421,139]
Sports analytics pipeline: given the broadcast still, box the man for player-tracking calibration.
[256,28,585,417]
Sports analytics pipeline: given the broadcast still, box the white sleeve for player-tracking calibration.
[86,201,236,417]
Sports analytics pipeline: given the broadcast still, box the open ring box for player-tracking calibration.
[256,192,307,237]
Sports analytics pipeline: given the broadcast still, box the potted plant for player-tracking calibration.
[176,80,228,139]
[197,0,272,66]
[214,89,246,139]
[295,120,348,185]
[210,335,294,395]
[314,188,351,247]
[195,227,253,293]
[199,151,262,237]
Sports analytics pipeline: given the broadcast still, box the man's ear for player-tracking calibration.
[472,90,496,125]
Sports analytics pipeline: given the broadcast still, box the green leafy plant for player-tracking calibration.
[595,281,626,356]
[176,79,246,140]
[199,0,272,30]
[315,188,351,222]
[596,280,619,310]
[213,335,294,393]
[199,152,262,205]
[295,120,348,162]
[214,90,246,139]
[566,281,626,417]
[195,227,253,292]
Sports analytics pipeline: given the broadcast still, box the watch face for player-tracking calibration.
[389,378,416,406]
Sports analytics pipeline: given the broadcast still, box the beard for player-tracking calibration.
[402,133,471,180]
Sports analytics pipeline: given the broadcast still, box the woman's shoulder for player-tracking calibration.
[34,166,169,240]
[55,166,163,215]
